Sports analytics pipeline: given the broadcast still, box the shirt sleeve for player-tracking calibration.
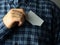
[0,20,11,40]
[0,0,12,41]
[51,1,60,45]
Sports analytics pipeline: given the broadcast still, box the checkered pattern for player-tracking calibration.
[0,0,60,45]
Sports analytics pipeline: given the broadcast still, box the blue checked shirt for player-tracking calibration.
[0,0,60,45]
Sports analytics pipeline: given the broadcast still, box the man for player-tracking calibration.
[0,0,60,45]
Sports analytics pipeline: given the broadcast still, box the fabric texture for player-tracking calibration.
[0,0,60,45]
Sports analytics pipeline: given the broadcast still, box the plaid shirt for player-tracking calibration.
[0,0,60,45]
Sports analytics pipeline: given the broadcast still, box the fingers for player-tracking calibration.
[12,14,24,26]
[10,9,25,26]
[3,8,25,28]
[13,18,23,26]
[18,21,23,26]
[10,9,25,16]
[18,17,25,26]
[10,9,25,19]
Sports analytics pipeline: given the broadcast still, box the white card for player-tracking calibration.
[25,10,44,26]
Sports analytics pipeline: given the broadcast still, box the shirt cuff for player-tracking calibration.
[0,22,11,40]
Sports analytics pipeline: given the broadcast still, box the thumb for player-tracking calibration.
[18,21,22,26]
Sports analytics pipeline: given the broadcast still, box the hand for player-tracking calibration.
[3,9,25,29]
